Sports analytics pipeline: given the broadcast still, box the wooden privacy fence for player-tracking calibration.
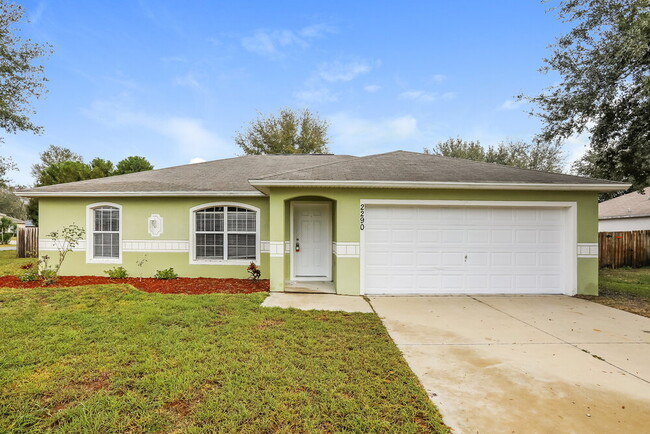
[17,227,39,258]
[599,230,650,268]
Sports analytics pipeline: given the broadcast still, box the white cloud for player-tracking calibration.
[241,24,335,59]
[299,23,337,38]
[175,72,202,90]
[500,99,526,110]
[83,98,229,156]
[563,129,593,172]
[190,157,207,164]
[364,84,381,93]
[398,90,456,103]
[29,2,47,25]
[295,88,338,103]
[328,112,420,152]
[441,91,456,101]
[318,61,372,82]
[432,74,447,83]
[399,90,436,103]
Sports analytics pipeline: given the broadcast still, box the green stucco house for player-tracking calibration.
[18,151,626,296]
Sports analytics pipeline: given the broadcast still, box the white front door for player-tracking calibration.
[293,203,331,280]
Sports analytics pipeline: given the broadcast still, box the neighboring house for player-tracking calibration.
[0,212,26,230]
[17,151,626,296]
[599,190,650,232]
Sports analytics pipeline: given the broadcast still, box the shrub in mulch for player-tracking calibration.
[0,275,269,295]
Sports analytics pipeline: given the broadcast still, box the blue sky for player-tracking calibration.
[7,0,588,186]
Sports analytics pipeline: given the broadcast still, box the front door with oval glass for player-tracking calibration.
[293,202,331,280]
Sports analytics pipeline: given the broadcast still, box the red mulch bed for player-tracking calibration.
[0,275,269,295]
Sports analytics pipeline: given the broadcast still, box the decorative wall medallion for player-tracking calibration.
[148,214,163,237]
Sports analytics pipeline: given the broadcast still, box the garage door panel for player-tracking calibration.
[363,205,569,295]
[490,230,513,243]
[416,252,441,266]
[539,230,562,243]
[515,253,537,266]
[490,252,513,266]
[466,252,489,266]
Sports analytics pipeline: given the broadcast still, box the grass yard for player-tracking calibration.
[0,284,447,433]
[0,250,35,276]
[577,267,650,318]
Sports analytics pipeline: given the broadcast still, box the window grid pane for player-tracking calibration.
[227,234,256,260]
[194,206,257,261]
[227,208,256,232]
[196,233,224,259]
[93,206,120,259]
[93,233,119,258]
[196,208,224,232]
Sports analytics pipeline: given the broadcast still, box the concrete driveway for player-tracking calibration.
[369,295,650,433]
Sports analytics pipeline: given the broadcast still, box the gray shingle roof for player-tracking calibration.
[19,154,355,195]
[18,151,625,197]
[599,190,650,219]
[253,151,623,185]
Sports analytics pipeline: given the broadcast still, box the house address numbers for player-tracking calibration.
[360,203,365,231]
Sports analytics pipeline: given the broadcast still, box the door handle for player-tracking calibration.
[295,238,300,252]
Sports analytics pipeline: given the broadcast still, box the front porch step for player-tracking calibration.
[284,281,336,294]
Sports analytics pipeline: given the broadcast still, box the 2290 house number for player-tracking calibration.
[360,203,365,230]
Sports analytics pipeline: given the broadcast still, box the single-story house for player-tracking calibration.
[17,151,627,296]
[0,212,26,230]
[599,190,650,232]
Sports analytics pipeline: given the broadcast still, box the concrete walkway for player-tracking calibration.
[261,292,373,313]
[369,295,650,433]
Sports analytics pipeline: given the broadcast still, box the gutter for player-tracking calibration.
[599,214,650,220]
[248,179,631,192]
[15,190,267,198]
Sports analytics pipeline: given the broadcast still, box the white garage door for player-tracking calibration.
[362,205,569,295]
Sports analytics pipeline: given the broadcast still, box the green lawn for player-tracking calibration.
[0,284,447,433]
[578,267,650,318]
[599,267,650,299]
[0,250,35,276]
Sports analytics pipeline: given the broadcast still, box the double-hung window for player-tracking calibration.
[87,204,121,262]
[194,206,257,262]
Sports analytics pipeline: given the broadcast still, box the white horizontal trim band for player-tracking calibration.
[16,190,266,198]
[41,239,273,254]
[577,243,598,258]
[250,179,629,192]
[333,241,360,258]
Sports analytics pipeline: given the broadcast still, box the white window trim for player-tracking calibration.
[359,199,578,296]
[189,202,261,265]
[86,202,123,264]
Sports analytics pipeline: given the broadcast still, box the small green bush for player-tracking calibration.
[1,233,12,244]
[105,266,128,279]
[154,267,178,280]
[40,268,57,285]
[18,269,40,282]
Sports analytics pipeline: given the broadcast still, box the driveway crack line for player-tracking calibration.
[470,296,650,385]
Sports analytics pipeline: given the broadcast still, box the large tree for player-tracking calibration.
[424,138,565,172]
[31,145,83,180]
[522,0,650,188]
[235,108,330,155]
[0,1,52,139]
[0,187,24,219]
[114,156,153,175]
[0,147,16,187]
[27,146,154,225]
